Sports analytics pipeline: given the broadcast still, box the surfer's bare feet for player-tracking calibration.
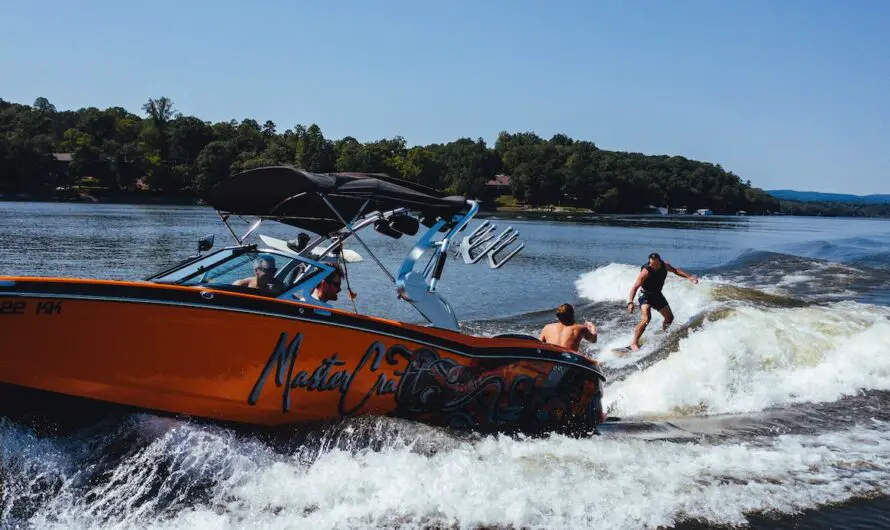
[630,344,641,352]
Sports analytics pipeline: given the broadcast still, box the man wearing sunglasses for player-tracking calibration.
[233,254,285,294]
[308,266,342,305]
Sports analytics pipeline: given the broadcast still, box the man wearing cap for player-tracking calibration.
[626,252,699,351]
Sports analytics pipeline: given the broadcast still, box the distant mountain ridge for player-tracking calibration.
[767,190,890,204]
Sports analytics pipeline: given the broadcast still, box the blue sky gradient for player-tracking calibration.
[2,0,888,193]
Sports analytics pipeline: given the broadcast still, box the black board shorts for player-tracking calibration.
[638,290,669,310]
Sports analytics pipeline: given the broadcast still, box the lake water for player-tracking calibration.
[2,201,890,529]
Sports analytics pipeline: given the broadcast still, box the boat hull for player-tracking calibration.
[0,278,604,436]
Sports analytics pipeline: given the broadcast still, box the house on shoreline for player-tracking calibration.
[482,174,511,203]
[52,152,72,182]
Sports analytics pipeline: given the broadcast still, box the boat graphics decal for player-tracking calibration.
[395,348,603,431]
[248,331,602,431]
[248,332,402,416]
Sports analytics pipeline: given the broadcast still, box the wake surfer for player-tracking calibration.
[626,252,698,351]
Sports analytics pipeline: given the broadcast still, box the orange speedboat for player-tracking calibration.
[0,167,605,436]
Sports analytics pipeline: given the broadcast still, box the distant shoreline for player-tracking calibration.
[6,193,890,220]
[0,191,203,206]
[0,193,706,215]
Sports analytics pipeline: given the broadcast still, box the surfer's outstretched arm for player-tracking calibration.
[665,262,699,284]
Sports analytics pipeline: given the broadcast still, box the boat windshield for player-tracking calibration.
[179,251,281,287]
[150,248,332,298]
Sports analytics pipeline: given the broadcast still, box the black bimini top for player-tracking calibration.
[209,166,468,235]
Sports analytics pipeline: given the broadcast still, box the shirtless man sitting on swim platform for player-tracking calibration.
[539,303,598,355]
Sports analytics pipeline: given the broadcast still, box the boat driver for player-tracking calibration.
[232,254,286,294]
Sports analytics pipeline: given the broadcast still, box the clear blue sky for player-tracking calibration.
[2,0,888,194]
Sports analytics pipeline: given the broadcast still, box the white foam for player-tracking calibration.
[20,420,279,529]
[776,273,815,288]
[577,263,715,317]
[604,302,890,417]
[0,420,76,524]
[19,421,890,530]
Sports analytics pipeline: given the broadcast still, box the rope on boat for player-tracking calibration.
[339,250,359,313]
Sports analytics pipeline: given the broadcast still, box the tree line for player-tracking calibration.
[1,96,876,216]
[776,200,890,218]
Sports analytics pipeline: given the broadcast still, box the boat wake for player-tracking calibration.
[4,413,890,529]
[573,259,890,420]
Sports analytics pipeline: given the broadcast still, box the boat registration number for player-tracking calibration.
[0,300,63,315]
[0,300,26,315]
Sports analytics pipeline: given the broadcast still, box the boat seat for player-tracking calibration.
[492,333,541,341]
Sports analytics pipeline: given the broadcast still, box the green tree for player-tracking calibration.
[194,140,237,195]
[334,136,365,171]
[295,124,335,172]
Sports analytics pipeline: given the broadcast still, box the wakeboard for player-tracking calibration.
[610,346,635,357]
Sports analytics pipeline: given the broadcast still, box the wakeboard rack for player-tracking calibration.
[459,220,525,269]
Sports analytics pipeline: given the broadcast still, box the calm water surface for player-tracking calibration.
[2,202,890,529]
